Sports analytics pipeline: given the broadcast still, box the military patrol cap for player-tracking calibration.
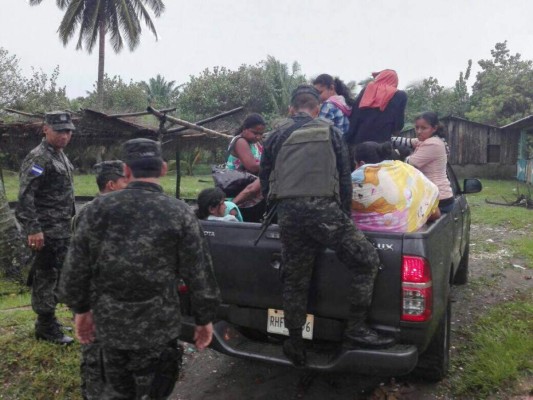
[44,111,76,131]
[290,84,320,104]
[94,160,125,180]
[121,138,162,165]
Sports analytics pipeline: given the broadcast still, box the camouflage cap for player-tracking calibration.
[121,138,162,164]
[94,160,125,180]
[290,84,320,104]
[45,111,76,131]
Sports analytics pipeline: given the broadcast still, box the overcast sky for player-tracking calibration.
[1,0,532,98]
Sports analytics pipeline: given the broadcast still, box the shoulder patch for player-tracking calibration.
[29,164,44,177]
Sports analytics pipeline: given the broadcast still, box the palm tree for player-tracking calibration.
[29,0,165,110]
[140,74,180,108]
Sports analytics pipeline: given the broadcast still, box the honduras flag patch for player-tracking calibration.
[30,164,44,177]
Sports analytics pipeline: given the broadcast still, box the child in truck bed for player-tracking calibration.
[196,187,241,222]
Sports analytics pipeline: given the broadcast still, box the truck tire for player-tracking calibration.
[413,299,451,382]
[453,244,470,285]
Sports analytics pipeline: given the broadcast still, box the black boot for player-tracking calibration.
[344,322,395,349]
[54,317,73,332]
[283,328,306,367]
[35,313,74,345]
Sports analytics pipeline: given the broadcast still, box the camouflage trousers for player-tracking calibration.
[99,339,182,400]
[277,197,380,330]
[30,238,69,316]
[81,342,104,400]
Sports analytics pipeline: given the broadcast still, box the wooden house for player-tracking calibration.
[501,115,533,184]
[0,108,234,172]
[402,116,521,179]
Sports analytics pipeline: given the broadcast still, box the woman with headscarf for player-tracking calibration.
[346,69,407,146]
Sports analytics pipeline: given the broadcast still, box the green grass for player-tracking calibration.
[507,237,533,267]
[0,291,81,400]
[467,179,533,229]
[1,177,532,397]
[451,292,533,398]
[2,167,215,202]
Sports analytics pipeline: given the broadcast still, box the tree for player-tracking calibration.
[0,48,26,115]
[14,66,71,113]
[29,0,165,110]
[405,77,455,124]
[176,57,306,124]
[466,41,533,126]
[82,74,147,113]
[451,60,472,117]
[261,56,306,117]
[1,48,71,117]
[140,74,180,108]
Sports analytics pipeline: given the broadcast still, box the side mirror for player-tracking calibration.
[462,178,482,194]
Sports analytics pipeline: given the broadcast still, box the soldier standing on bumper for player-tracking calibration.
[60,138,220,399]
[259,85,395,367]
[16,111,76,345]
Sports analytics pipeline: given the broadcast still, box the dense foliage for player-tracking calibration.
[176,56,306,124]
[1,42,532,127]
[466,41,533,126]
[0,48,70,119]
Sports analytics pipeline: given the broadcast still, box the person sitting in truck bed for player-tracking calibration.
[393,112,454,214]
[352,141,440,232]
[196,188,241,222]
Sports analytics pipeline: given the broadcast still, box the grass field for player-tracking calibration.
[1,166,215,202]
[0,176,532,399]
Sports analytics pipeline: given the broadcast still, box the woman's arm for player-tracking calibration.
[406,140,438,169]
[233,179,261,206]
[234,139,260,174]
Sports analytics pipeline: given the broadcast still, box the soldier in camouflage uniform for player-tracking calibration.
[71,160,128,400]
[16,111,76,345]
[71,160,128,231]
[259,85,395,367]
[60,138,220,399]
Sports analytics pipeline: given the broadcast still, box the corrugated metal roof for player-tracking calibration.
[501,115,533,130]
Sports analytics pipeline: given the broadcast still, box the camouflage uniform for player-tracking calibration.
[16,139,75,316]
[60,178,220,399]
[260,113,380,331]
[71,160,126,400]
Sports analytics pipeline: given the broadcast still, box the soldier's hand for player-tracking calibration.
[193,323,213,351]
[27,232,45,251]
[75,311,96,344]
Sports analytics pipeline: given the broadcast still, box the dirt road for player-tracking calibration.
[171,224,533,400]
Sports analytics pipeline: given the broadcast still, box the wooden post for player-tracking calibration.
[175,140,181,199]
[146,107,233,139]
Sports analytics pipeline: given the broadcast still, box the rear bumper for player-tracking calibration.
[179,317,418,376]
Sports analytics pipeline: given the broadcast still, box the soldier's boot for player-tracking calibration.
[343,307,395,349]
[343,319,395,349]
[35,313,74,345]
[282,328,306,367]
[53,317,73,332]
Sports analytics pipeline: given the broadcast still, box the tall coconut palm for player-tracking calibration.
[29,0,165,110]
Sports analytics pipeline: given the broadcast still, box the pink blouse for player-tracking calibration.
[407,137,453,200]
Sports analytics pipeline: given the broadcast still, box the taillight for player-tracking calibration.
[178,284,189,294]
[401,255,432,322]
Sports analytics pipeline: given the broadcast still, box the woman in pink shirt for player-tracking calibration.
[406,112,454,213]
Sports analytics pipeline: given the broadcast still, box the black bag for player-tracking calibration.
[212,165,257,197]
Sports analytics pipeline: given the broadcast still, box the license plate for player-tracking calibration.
[267,309,314,340]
